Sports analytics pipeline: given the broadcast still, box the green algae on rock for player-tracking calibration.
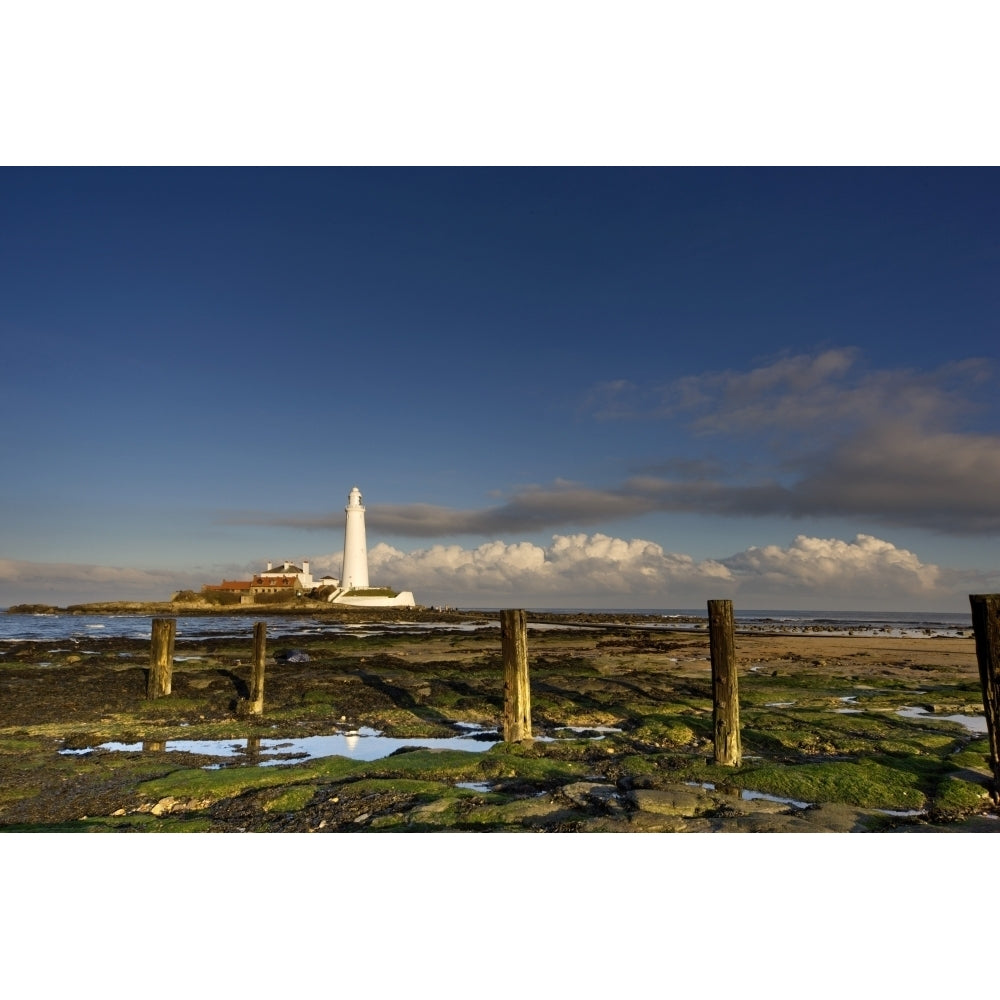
[1,617,996,832]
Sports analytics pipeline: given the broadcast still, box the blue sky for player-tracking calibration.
[2,167,999,609]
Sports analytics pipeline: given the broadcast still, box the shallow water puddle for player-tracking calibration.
[896,706,988,734]
[685,781,812,809]
[740,789,812,809]
[60,727,501,766]
[830,694,866,714]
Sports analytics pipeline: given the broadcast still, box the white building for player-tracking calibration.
[340,487,369,590]
[259,560,314,589]
[327,486,415,607]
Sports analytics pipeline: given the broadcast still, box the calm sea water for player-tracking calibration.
[0,608,974,641]
[661,608,972,638]
[0,612,496,642]
[536,608,973,638]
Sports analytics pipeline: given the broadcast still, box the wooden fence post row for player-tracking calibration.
[147,617,176,699]
[144,609,746,767]
[501,609,532,742]
[708,599,741,766]
[146,617,267,716]
[969,594,1000,802]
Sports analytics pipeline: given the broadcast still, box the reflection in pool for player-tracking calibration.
[896,706,987,734]
[60,726,501,766]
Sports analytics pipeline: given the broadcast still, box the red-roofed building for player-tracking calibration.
[203,580,253,593]
[250,574,302,596]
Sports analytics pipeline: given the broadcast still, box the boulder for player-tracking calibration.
[561,781,622,811]
[275,649,310,663]
[627,785,712,817]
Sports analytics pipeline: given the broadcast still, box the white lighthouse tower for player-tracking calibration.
[341,486,370,590]
[328,485,415,607]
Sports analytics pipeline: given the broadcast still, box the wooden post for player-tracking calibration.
[708,599,741,766]
[249,621,266,715]
[501,609,532,742]
[969,594,1000,802]
[147,617,176,699]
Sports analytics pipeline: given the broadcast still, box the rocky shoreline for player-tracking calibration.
[1,614,996,833]
[5,599,706,624]
[5,599,489,622]
[3,600,710,635]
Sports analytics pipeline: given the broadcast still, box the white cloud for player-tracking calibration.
[363,531,966,609]
[720,533,941,597]
[365,534,732,605]
[3,531,987,610]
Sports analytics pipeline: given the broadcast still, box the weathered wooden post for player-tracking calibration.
[969,594,1000,802]
[249,620,266,715]
[147,617,176,699]
[501,609,532,742]
[708,599,741,766]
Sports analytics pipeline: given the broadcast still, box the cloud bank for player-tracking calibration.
[354,531,985,610]
[3,532,992,610]
[584,349,1000,535]
[244,486,656,537]
[244,350,1000,538]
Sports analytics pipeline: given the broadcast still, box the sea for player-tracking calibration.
[0,608,975,641]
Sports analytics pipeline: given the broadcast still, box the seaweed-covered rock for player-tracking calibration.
[275,648,310,663]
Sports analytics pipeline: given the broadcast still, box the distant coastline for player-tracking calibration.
[1,601,973,640]
[2,599,473,622]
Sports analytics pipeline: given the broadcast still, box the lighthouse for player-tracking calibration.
[341,486,369,590]
[328,486,415,606]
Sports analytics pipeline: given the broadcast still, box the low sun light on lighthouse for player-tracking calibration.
[325,485,415,607]
[341,485,369,590]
